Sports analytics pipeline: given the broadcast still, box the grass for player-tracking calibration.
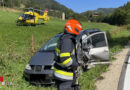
[0,9,130,90]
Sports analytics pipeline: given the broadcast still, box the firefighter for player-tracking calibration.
[54,19,82,90]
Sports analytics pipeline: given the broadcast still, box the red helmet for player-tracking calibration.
[64,19,82,35]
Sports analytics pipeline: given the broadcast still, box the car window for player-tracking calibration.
[91,33,107,48]
[40,36,60,51]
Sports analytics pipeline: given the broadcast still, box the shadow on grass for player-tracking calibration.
[16,22,46,26]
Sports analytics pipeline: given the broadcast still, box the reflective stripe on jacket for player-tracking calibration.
[54,67,73,80]
[54,33,76,81]
[56,47,75,67]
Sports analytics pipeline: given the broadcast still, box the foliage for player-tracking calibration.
[127,24,130,30]
[81,8,115,22]
[0,10,130,90]
[82,8,115,15]
[102,2,130,25]
[2,0,29,8]
[81,2,130,25]
[0,0,87,21]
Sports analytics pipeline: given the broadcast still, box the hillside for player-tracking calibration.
[26,0,69,12]
[1,0,79,19]
[26,0,76,19]
[0,9,130,90]
[102,2,130,25]
[80,8,116,22]
[81,2,130,25]
[82,8,115,15]
[94,8,115,14]
[2,0,69,11]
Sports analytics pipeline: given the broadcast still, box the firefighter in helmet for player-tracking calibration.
[54,19,82,90]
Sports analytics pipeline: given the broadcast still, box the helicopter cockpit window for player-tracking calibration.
[21,14,35,19]
[29,10,33,12]
[29,15,35,19]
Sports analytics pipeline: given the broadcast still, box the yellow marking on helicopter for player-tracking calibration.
[17,8,50,26]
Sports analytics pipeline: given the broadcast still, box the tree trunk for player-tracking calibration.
[3,0,4,8]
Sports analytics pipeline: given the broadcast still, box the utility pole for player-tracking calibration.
[11,0,13,8]
[62,12,65,21]
[2,0,4,8]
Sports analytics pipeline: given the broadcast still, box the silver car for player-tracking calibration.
[24,29,109,84]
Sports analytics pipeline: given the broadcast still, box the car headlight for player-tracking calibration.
[25,64,32,70]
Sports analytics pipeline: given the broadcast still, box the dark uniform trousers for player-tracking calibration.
[56,80,74,90]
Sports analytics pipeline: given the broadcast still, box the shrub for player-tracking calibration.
[127,24,130,30]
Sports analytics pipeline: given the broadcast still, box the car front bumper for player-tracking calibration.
[24,69,55,84]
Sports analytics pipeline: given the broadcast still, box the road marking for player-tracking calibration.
[123,56,130,90]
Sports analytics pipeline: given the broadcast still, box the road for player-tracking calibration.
[118,50,130,90]
[96,42,130,90]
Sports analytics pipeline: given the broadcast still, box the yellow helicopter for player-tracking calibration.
[17,8,50,26]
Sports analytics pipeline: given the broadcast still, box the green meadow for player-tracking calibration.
[0,10,130,90]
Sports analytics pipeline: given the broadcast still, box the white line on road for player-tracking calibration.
[123,56,130,90]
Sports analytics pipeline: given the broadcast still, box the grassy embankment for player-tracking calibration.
[0,9,130,90]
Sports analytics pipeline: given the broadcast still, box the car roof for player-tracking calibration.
[56,29,101,37]
[55,29,102,41]
[76,28,102,41]
[54,33,63,37]
[79,28,101,36]
[84,28,101,34]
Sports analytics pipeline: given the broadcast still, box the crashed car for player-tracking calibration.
[76,29,109,69]
[24,29,109,84]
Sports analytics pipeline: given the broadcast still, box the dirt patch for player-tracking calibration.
[96,44,130,90]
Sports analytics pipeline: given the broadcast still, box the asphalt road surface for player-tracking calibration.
[118,50,130,90]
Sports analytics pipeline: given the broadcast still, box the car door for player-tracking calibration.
[82,32,109,61]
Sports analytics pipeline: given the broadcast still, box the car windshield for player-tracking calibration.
[40,35,60,51]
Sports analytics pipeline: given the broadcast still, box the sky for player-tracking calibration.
[55,0,130,13]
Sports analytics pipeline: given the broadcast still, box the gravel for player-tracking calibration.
[96,43,130,90]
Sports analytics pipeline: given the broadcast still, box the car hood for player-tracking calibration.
[29,51,55,65]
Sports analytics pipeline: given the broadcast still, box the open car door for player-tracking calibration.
[82,32,109,62]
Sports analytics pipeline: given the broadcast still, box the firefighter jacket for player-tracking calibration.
[54,33,78,81]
